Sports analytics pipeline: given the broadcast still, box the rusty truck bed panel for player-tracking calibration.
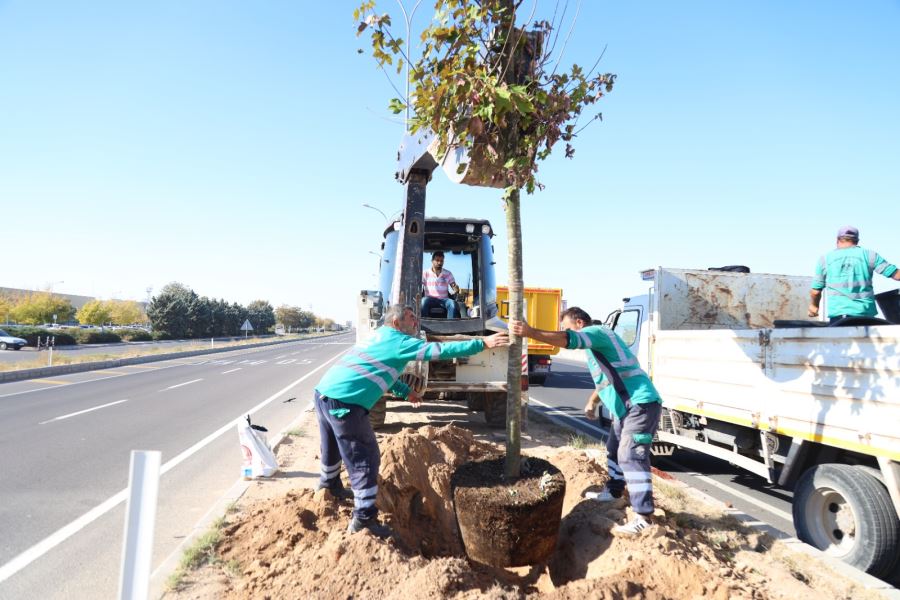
[655,268,813,331]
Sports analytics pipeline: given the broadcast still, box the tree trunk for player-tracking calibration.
[504,187,523,479]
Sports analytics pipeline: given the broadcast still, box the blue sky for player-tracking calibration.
[2,1,898,323]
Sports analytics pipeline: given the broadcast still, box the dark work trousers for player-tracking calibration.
[315,391,380,520]
[604,400,663,515]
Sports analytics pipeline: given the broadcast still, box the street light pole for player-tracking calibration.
[362,203,389,222]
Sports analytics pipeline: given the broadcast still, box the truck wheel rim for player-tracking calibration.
[805,486,857,557]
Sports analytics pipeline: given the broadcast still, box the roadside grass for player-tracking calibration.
[0,332,331,373]
[166,517,238,591]
[285,428,305,437]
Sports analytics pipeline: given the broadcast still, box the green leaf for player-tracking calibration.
[388,98,406,114]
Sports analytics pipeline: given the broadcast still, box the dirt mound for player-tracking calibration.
[179,424,878,600]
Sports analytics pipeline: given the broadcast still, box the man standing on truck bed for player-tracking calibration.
[511,307,663,536]
[421,251,460,318]
[809,225,899,322]
[314,303,508,537]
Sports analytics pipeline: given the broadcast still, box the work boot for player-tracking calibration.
[347,516,392,539]
[316,482,353,500]
[612,515,652,537]
[584,487,621,502]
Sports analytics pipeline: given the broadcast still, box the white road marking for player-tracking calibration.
[221,368,241,374]
[160,378,203,391]
[276,359,296,365]
[529,397,794,523]
[275,355,287,359]
[658,460,794,522]
[0,348,348,585]
[38,399,129,425]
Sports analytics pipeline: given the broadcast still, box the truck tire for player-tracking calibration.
[369,398,387,430]
[793,463,900,578]
[483,393,507,428]
[466,393,485,412]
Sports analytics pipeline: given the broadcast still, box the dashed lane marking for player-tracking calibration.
[160,378,203,392]
[28,379,71,386]
[39,399,129,425]
[0,348,348,585]
[222,368,241,374]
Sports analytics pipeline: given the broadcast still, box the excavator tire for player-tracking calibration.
[483,393,507,428]
[466,392,486,412]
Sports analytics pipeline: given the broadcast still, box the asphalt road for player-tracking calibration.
[0,336,298,365]
[0,332,354,599]
[528,357,796,536]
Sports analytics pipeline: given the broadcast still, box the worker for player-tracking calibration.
[809,226,899,322]
[510,307,663,536]
[421,251,460,318]
[314,303,509,537]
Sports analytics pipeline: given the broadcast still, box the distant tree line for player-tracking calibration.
[0,291,145,327]
[147,283,277,338]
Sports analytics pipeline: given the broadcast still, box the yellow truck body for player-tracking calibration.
[497,286,562,384]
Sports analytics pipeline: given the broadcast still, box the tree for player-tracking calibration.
[0,294,14,324]
[357,0,614,477]
[77,299,112,326]
[10,292,76,325]
[147,282,197,338]
[247,300,276,334]
[107,300,145,326]
[275,305,303,331]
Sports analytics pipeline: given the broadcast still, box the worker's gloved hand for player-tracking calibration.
[807,304,819,318]
[483,332,510,348]
[408,391,423,408]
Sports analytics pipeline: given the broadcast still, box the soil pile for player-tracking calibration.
[172,424,880,600]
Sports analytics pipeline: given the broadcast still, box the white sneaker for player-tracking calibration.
[584,487,618,502]
[612,515,651,536]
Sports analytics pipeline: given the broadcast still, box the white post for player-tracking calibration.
[118,450,161,600]
[210,337,214,349]
[47,346,53,367]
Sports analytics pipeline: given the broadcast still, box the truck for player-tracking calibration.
[497,286,562,385]
[601,266,900,578]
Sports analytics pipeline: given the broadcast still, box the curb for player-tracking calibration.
[0,333,345,384]
[150,405,316,600]
[536,404,900,598]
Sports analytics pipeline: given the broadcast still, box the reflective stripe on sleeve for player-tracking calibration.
[339,360,391,393]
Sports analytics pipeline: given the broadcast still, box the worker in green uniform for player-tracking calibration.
[809,226,899,322]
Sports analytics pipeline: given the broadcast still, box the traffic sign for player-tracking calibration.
[240,319,254,331]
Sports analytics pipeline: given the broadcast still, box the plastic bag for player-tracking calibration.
[237,415,278,478]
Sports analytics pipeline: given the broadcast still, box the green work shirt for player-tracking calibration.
[812,246,897,318]
[315,326,484,410]
[566,325,661,420]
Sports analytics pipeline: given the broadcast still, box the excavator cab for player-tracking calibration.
[376,218,501,335]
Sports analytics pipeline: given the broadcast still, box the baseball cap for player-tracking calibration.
[837,225,859,240]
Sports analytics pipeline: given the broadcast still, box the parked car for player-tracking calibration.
[0,329,27,350]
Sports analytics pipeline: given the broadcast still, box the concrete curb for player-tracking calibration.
[0,333,345,384]
[536,405,900,598]
[150,405,316,599]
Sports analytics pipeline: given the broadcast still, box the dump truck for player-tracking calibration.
[602,266,900,578]
[497,286,562,385]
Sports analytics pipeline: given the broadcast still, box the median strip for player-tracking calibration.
[39,399,129,425]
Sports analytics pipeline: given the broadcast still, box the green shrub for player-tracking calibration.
[152,331,174,341]
[73,329,122,344]
[115,329,152,342]
[4,326,77,347]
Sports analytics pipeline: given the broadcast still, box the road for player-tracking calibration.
[0,336,300,365]
[528,357,796,536]
[0,332,354,599]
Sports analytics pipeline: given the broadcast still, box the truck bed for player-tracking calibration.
[653,324,900,461]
